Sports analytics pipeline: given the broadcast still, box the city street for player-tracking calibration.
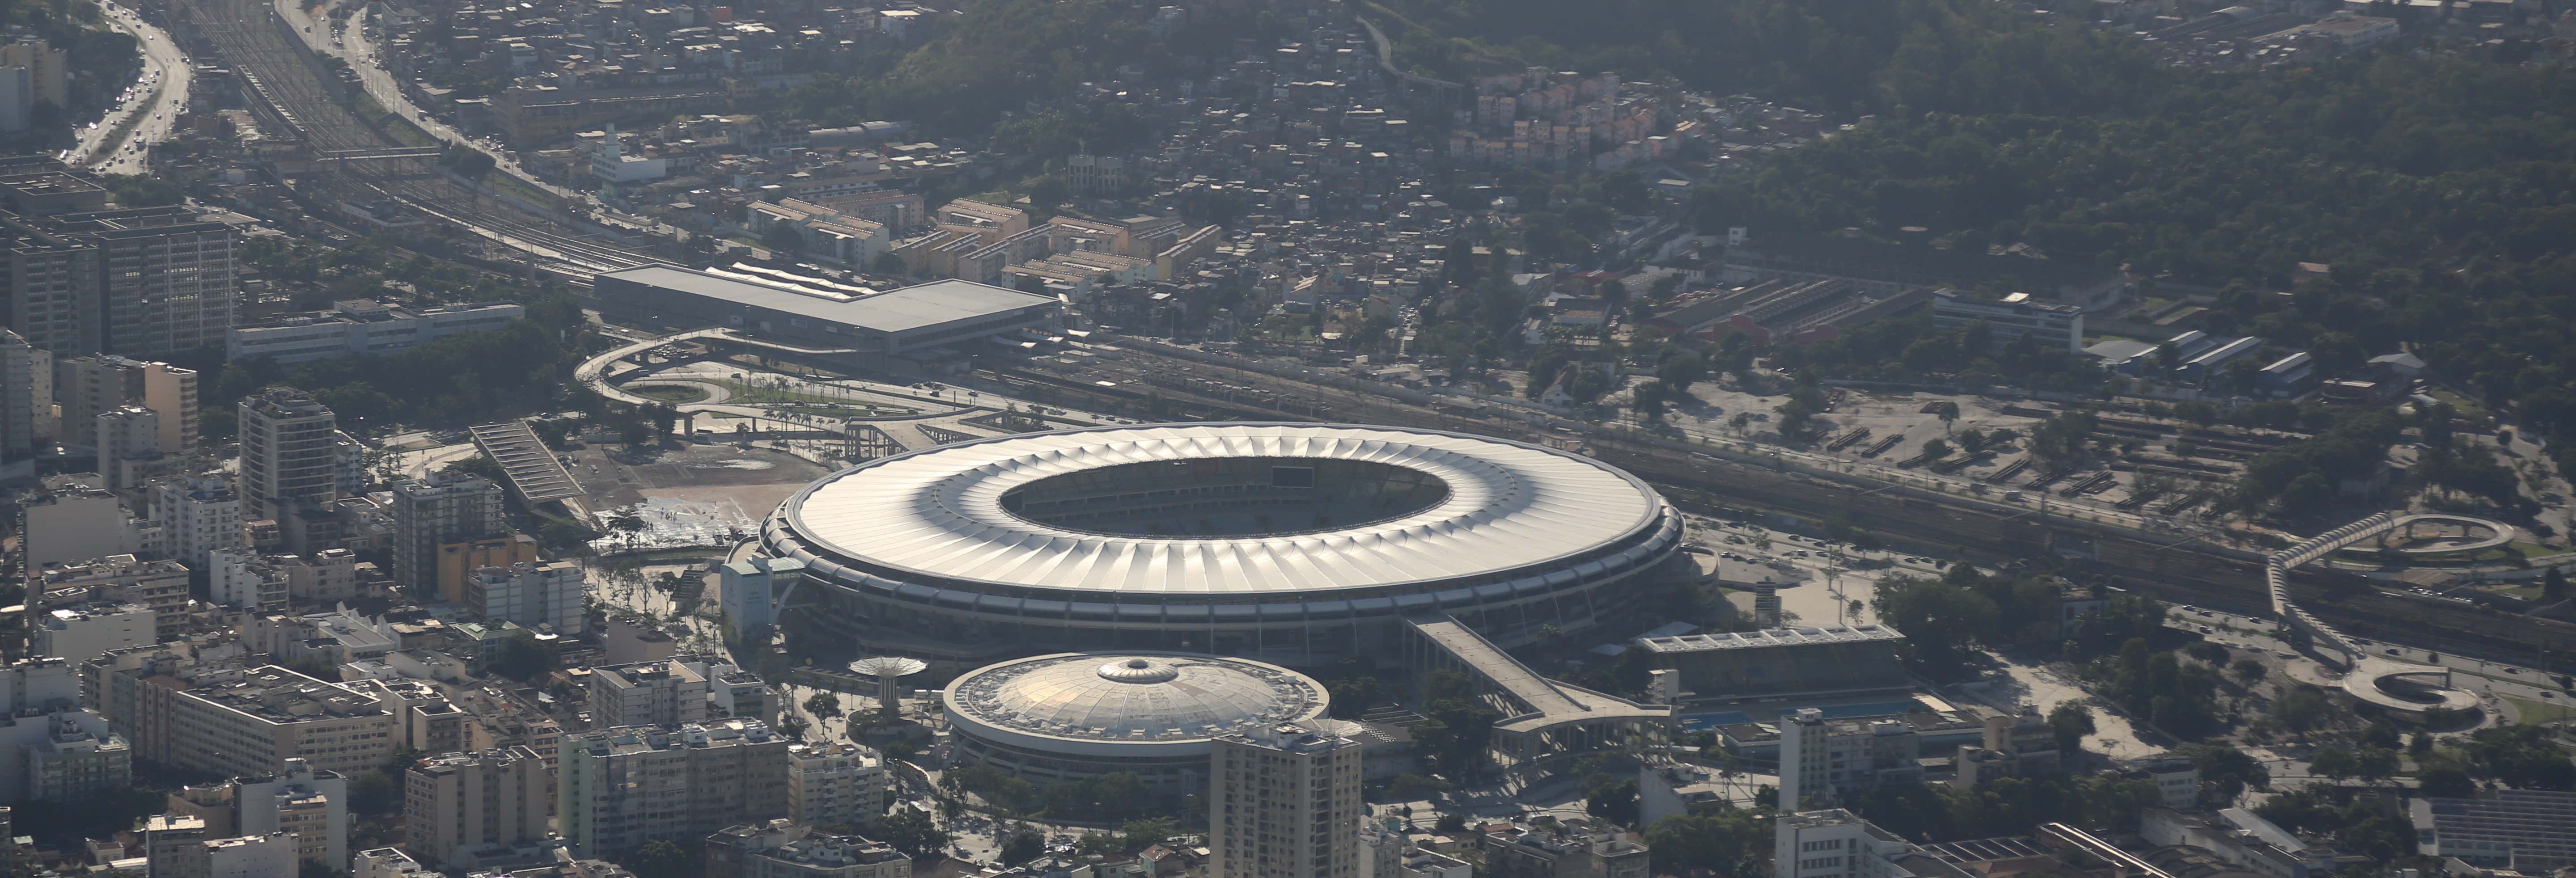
[73,0,191,174]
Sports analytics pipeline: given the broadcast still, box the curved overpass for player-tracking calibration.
[2269,513,2481,718]
[578,328,861,406]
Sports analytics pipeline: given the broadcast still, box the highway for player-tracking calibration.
[175,0,653,273]
[72,0,193,174]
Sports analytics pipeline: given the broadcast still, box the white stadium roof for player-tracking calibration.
[779,423,1664,596]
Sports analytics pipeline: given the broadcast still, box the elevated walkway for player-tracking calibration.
[1403,615,1672,782]
[467,420,585,505]
[2267,512,2479,718]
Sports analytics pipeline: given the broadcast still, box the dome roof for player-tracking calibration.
[944,652,1326,751]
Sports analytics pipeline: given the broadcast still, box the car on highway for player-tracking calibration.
[2386,648,2402,655]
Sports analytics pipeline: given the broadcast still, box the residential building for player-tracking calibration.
[2129,759,2200,810]
[0,209,102,356]
[1953,709,2061,789]
[1480,823,1650,878]
[1779,709,1922,810]
[207,547,288,611]
[436,533,540,604]
[143,815,209,877]
[281,549,360,602]
[34,601,155,662]
[0,657,127,805]
[1208,721,1362,878]
[153,473,245,566]
[55,355,197,454]
[1,38,65,106]
[557,720,790,856]
[355,847,438,878]
[388,474,508,594]
[19,476,153,567]
[126,664,395,780]
[202,832,297,878]
[1929,290,2084,354]
[405,747,551,869]
[226,299,524,363]
[466,561,588,635]
[236,388,340,549]
[719,556,804,642]
[1774,810,1921,878]
[235,760,350,869]
[34,553,191,635]
[0,328,38,473]
[93,405,170,489]
[706,819,911,878]
[76,207,239,359]
[784,742,887,830]
[24,705,132,803]
[589,656,778,728]
[744,198,889,267]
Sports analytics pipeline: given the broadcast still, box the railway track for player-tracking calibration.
[1072,346,2576,671]
[176,0,652,273]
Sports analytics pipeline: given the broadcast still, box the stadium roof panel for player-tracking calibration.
[776,423,1665,596]
[593,264,1053,333]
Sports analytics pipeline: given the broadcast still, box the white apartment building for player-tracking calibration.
[227,300,524,364]
[34,602,156,662]
[405,747,551,869]
[589,656,778,728]
[1929,289,2084,354]
[202,832,297,878]
[1209,722,1362,878]
[153,473,245,566]
[1775,810,1921,878]
[208,547,289,611]
[1778,709,1923,810]
[466,561,587,635]
[235,761,350,869]
[785,742,888,829]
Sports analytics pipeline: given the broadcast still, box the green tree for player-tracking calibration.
[622,839,694,878]
[1585,778,1640,827]
[2267,685,2344,741]
[1001,826,1046,865]
[876,807,953,858]
[2046,702,2096,753]
[805,692,845,722]
[1644,810,1770,877]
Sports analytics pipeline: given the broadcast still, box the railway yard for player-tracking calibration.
[953,341,2576,673]
[170,0,653,274]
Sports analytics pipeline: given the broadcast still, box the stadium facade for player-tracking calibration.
[762,423,1686,664]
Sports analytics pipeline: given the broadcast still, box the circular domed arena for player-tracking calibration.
[761,423,1686,663]
[941,652,1327,788]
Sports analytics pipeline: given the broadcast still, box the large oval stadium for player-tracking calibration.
[761,423,1686,663]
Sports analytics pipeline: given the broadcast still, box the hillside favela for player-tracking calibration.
[4,0,2576,875]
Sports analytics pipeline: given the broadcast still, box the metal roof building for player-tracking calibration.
[763,423,1685,663]
[592,264,1059,356]
[941,651,1327,788]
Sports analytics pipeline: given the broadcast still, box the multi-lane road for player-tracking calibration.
[70,1,192,174]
